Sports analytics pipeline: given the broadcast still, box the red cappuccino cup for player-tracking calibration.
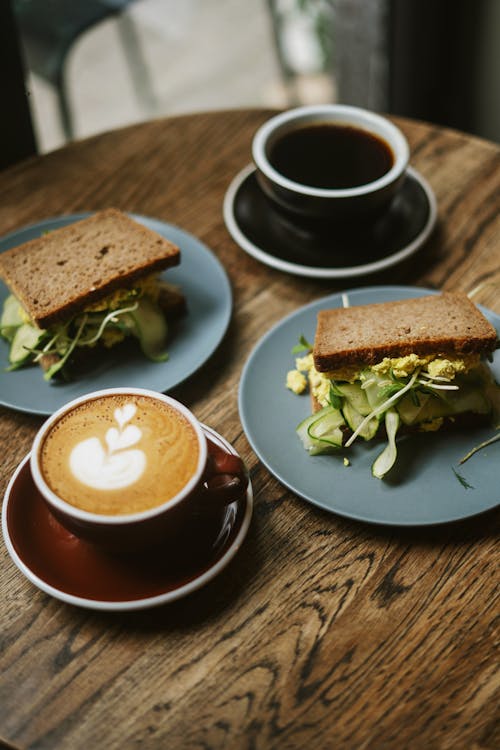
[30,388,248,549]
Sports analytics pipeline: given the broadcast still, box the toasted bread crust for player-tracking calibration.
[0,209,180,327]
[313,292,497,372]
[312,394,322,413]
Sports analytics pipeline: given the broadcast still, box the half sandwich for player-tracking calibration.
[287,292,500,478]
[0,209,184,380]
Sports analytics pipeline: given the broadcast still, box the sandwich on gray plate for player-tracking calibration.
[0,208,185,381]
[286,292,500,478]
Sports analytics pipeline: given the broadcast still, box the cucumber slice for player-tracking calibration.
[335,382,372,415]
[296,405,345,454]
[363,373,392,410]
[398,384,490,425]
[1,295,24,341]
[372,409,400,479]
[448,384,490,415]
[343,401,379,440]
[397,392,432,425]
[9,324,45,365]
[129,297,168,361]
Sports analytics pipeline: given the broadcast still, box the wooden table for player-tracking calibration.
[0,109,499,750]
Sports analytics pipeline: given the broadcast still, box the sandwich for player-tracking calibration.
[286,292,500,478]
[0,209,185,380]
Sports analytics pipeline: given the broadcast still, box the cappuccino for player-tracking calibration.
[39,393,200,515]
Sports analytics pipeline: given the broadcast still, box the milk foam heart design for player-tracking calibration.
[69,437,147,491]
[105,424,142,453]
[68,401,146,491]
[115,404,137,429]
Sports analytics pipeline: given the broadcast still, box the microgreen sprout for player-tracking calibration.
[345,369,421,447]
[417,379,459,391]
[78,302,138,346]
[459,431,500,465]
[44,314,88,380]
[292,335,313,354]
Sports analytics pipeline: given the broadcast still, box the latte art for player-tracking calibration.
[40,394,201,515]
[69,404,146,490]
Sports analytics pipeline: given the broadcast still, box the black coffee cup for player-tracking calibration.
[252,104,409,223]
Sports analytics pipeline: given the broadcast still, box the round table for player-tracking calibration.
[0,109,499,750]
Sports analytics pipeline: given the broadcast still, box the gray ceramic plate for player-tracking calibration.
[0,214,232,415]
[239,285,500,526]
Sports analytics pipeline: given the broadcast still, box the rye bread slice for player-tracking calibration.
[313,292,497,372]
[0,209,180,327]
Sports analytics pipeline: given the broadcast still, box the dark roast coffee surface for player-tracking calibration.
[269,123,394,189]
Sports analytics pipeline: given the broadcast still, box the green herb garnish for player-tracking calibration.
[328,383,343,410]
[452,468,475,489]
[291,334,313,354]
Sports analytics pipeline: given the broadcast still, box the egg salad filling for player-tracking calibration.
[0,275,174,381]
[287,344,500,479]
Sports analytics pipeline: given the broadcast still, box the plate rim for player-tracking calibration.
[238,284,500,527]
[223,164,437,279]
[2,424,253,611]
[0,212,232,416]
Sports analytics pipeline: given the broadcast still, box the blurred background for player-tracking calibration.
[3,0,500,161]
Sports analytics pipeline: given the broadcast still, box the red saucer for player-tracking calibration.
[2,426,253,611]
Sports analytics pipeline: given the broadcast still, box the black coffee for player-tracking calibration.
[268,123,394,189]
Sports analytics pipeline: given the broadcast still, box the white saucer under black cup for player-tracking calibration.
[223,164,437,279]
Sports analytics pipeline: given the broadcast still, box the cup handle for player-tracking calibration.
[200,452,249,509]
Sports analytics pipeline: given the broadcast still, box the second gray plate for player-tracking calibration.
[239,285,500,526]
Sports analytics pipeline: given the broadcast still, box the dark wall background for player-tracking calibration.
[388,0,500,142]
[0,0,37,169]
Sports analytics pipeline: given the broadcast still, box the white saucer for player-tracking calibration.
[223,164,437,279]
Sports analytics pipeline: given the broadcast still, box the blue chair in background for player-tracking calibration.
[12,0,156,140]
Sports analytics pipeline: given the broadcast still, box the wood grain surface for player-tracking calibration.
[0,109,499,750]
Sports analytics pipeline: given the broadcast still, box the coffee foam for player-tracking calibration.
[40,394,200,515]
